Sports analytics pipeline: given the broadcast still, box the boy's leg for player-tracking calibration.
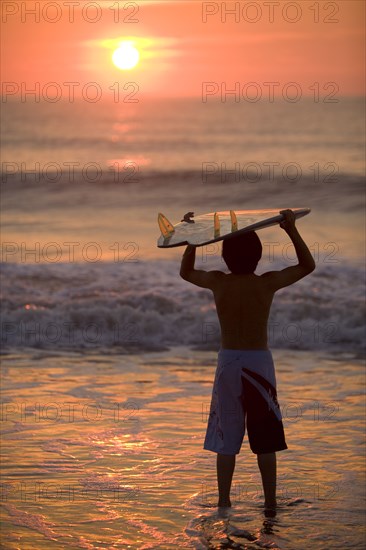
[217,453,236,507]
[257,452,276,508]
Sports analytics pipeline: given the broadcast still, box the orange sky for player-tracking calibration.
[1,0,365,98]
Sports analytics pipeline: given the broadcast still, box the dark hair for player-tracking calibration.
[222,231,262,274]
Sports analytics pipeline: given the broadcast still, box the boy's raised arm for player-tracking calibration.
[263,209,316,291]
[180,245,223,289]
[180,244,196,277]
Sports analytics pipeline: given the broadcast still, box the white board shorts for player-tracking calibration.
[204,349,287,455]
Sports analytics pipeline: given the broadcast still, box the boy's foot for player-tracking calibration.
[217,499,231,507]
[217,506,231,518]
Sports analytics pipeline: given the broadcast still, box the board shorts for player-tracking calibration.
[204,349,287,455]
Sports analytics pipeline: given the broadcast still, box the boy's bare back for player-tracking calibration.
[180,209,316,350]
[210,272,274,350]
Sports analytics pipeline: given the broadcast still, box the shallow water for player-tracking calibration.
[1,348,364,549]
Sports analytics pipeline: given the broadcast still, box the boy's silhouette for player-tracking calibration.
[180,209,315,514]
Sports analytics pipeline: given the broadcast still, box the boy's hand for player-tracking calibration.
[279,209,296,233]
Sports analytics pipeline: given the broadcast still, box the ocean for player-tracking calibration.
[1,97,365,548]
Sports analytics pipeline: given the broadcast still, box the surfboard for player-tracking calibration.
[157,208,310,248]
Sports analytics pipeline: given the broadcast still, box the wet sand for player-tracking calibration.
[1,348,364,549]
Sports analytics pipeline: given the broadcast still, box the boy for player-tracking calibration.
[180,209,315,514]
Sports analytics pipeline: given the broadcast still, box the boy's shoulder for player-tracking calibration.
[259,265,315,291]
[211,270,266,285]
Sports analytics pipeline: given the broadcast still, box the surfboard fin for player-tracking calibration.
[158,213,175,238]
[230,210,238,232]
[214,212,220,238]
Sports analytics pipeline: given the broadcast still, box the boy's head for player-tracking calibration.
[222,231,262,274]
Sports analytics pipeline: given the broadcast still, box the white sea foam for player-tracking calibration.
[1,259,364,354]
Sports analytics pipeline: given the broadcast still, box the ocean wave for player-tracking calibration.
[1,260,364,355]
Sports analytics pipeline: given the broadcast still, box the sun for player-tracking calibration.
[112,42,140,70]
